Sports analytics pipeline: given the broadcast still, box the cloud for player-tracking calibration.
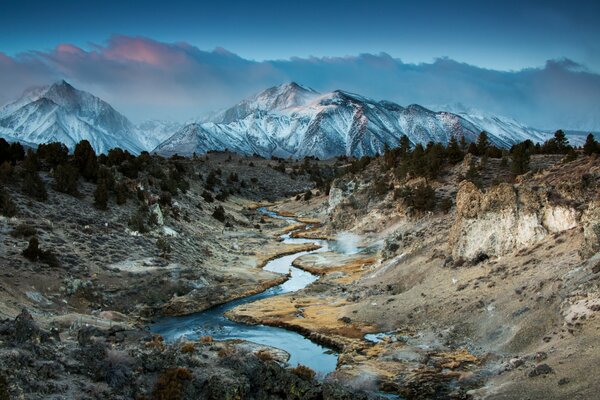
[1,35,599,131]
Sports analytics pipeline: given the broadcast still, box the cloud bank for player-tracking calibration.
[1,35,599,131]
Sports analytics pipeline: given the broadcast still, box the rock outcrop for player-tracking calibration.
[450,181,579,259]
[581,201,600,258]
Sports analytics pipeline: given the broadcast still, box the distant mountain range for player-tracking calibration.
[0,81,179,154]
[156,82,555,158]
[1,80,593,158]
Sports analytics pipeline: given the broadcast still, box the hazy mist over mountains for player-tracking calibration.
[1,36,600,132]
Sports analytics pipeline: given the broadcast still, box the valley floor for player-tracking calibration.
[1,151,600,399]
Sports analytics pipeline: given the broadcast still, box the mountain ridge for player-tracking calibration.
[156,83,551,158]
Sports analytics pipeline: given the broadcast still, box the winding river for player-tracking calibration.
[150,207,339,375]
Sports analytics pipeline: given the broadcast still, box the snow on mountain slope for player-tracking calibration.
[156,84,487,158]
[0,80,144,154]
[432,103,552,146]
[135,120,181,151]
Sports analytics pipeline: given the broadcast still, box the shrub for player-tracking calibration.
[396,184,436,212]
[129,209,149,233]
[8,142,25,164]
[181,342,196,354]
[212,205,226,222]
[94,181,109,210]
[21,171,47,201]
[215,191,229,202]
[290,365,316,381]
[199,336,213,343]
[0,161,14,183]
[256,350,274,362]
[22,237,59,267]
[37,142,68,167]
[439,197,453,213]
[0,138,9,165]
[22,237,41,261]
[159,191,172,207]
[0,189,17,217]
[156,237,172,258]
[22,149,39,173]
[151,368,193,400]
[303,190,312,201]
[201,191,214,203]
[583,133,599,155]
[53,164,79,196]
[227,172,239,182]
[96,166,115,191]
[10,224,36,238]
[73,140,98,181]
[115,181,128,205]
[101,349,132,389]
[510,141,531,175]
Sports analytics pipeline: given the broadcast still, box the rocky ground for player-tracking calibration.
[1,147,599,399]
[227,153,600,399]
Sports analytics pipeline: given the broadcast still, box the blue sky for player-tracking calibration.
[0,0,599,130]
[2,0,599,71]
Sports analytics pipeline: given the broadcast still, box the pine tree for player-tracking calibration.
[94,181,109,210]
[73,140,98,181]
[459,135,468,152]
[553,130,570,152]
[583,133,599,155]
[410,144,426,177]
[477,131,489,156]
[399,135,411,158]
[53,164,79,196]
[447,137,464,164]
[511,142,530,175]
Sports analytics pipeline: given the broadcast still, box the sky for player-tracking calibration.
[1,0,599,129]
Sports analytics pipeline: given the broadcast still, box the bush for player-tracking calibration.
[212,205,226,222]
[129,209,149,233]
[37,142,68,167]
[583,133,599,155]
[156,237,172,258]
[290,364,316,381]
[181,342,196,354]
[22,237,41,261]
[510,141,531,175]
[439,197,453,213]
[53,164,79,196]
[22,149,39,173]
[21,237,59,267]
[256,349,274,361]
[10,224,36,238]
[303,190,313,201]
[115,181,128,205]
[7,142,25,164]
[21,171,47,201]
[159,191,172,207]
[94,181,109,210]
[151,368,193,400]
[396,184,436,212]
[0,161,14,183]
[100,349,132,389]
[215,191,229,202]
[201,191,214,203]
[0,189,17,217]
[73,140,98,181]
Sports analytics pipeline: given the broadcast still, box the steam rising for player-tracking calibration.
[333,232,361,255]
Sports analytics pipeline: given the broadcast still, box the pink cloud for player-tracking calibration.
[98,36,189,67]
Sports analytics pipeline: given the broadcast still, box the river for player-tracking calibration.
[149,207,339,375]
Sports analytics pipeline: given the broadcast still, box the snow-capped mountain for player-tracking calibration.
[135,120,181,151]
[0,81,150,154]
[156,83,510,158]
[432,103,552,146]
